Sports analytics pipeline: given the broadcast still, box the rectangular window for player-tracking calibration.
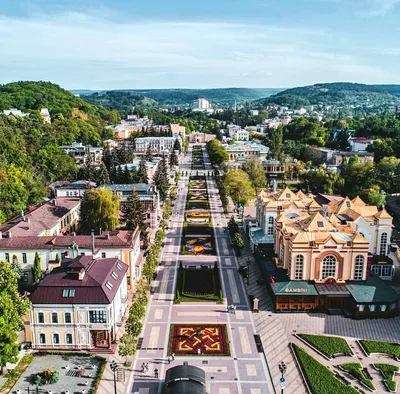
[38,312,44,324]
[22,253,27,264]
[52,333,60,344]
[69,289,75,297]
[105,281,113,290]
[66,333,73,344]
[39,333,46,344]
[111,272,118,280]
[63,289,69,297]
[51,312,58,324]
[64,312,72,324]
[5,253,9,262]
[89,310,107,324]
[117,263,123,271]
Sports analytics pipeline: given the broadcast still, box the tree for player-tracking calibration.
[269,125,283,162]
[225,169,254,207]
[153,156,169,200]
[118,333,137,364]
[96,164,110,185]
[0,261,31,374]
[123,165,132,184]
[362,185,386,207]
[125,319,143,337]
[232,232,244,249]
[32,252,41,283]
[79,189,120,233]
[169,150,179,168]
[173,138,182,154]
[138,156,149,184]
[123,189,149,247]
[206,139,229,166]
[243,158,266,191]
[145,146,153,162]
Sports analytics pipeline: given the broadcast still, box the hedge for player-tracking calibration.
[340,363,375,390]
[298,334,351,358]
[374,363,399,392]
[360,340,400,359]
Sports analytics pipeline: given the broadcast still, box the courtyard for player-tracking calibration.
[8,354,104,394]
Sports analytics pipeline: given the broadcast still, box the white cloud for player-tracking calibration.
[0,11,395,88]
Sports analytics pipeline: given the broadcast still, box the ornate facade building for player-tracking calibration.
[253,187,398,317]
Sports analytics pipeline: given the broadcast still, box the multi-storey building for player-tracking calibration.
[134,137,179,154]
[59,142,103,165]
[0,229,142,287]
[0,197,81,237]
[100,184,160,229]
[54,180,95,198]
[27,255,128,352]
[188,132,216,144]
[224,141,270,162]
[254,187,399,317]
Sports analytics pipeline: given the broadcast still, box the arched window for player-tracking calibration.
[295,255,304,280]
[354,255,364,280]
[380,233,388,256]
[279,239,284,265]
[321,255,337,279]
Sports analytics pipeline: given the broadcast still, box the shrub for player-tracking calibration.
[374,363,399,392]
[298,334,351,358]
[339,363,375,390]
[360,340,400,359]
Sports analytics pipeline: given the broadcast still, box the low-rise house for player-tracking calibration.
[170,124,186,139]
[54,180,95,198]
[59,142,103,165]
[0,229,142,286]
[100,184,161,229]
[40,108,51,124]
[349,137,374,152]
[224,141,270,162]
[3,108,29,117]
[134,137,179,154]
[228,126,249,141]
[333,151,374,166]
[188,132,215,144]
[27,255,128,352]
[0,197,81,237]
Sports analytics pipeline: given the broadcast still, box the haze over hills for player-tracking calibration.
[73,88,282,107]
[258,82,400,108]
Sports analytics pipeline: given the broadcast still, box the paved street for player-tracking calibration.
[126,146,274,394]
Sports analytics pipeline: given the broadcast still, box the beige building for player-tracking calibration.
[27,255,128,352]
[225,141,270,162]
[188,132,216,144]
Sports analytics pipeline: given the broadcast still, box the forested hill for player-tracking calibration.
[78,88,282,107]
[0,81,118,122]
[257,82,400,108]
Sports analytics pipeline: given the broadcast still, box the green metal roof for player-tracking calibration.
[271,279,319,296]
[346,275,400,303]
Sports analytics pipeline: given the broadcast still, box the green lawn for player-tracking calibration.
[340,363,375,390]
[293,344,359,394]
[374,363,399,392]
[360,340,400,359]
[298,334,351,358]
[0,354,34,393]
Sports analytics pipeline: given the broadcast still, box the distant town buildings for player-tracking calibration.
[192,98,212,111]
[349,137,374,152]
[227,125,249,141]
[54,180,95,198]
[3,108,29,117]
[60,142,103,165]
[40,108,51,124]
[170,124,186,139]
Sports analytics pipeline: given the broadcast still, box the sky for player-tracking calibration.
[1,0,400,89]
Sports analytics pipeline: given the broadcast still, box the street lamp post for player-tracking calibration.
[278,361,287,394]
[246,259,251,285]
[110,360,118,394]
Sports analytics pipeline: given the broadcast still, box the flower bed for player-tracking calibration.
[293,344,359,394]
[360,340,400,359]
[169,324,230,356]
[374,363,399,392]
[181,236,215,255]
[298,334,351,358]
[339,363,375,391]
[175,266,222,303]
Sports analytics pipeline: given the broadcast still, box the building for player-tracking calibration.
[134,137,179,154]
[188,132,216,144]
[59,142,103,165]
[350,137,374,152]
[333,151,374,166]
[0,229,142,286]
[3,108,29,117]
[224,141,270,162]
[100,184,161,229]
[27,255,128,352]
[0,197,81,237]
[54,180,95,198]
[254,187,398,317]
[170,124,186,139]
[249,110,259,116]
[227,126,249,141]
[40,108,51,124]
[115,158,161,183]
[192,98,211,110]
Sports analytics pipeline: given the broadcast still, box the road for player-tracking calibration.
[126,145,274,394]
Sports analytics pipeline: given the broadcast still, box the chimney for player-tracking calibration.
[91,229,95,255]
[7,231,12,239]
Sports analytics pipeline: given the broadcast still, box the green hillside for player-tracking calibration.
[78,88,282,108]
[258,82,400,108]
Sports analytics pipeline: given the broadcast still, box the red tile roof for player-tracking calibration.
[0,198,80,236]
[0,230,139,250]
[30,256,128,305]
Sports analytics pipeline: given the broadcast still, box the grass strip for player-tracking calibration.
[298,334,351,358]
[374,363,399,392]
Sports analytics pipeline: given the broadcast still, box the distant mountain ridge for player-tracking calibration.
[257,82,400,108]
[73,88,282,107]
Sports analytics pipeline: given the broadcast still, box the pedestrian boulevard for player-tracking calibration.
[126,147,274,394]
